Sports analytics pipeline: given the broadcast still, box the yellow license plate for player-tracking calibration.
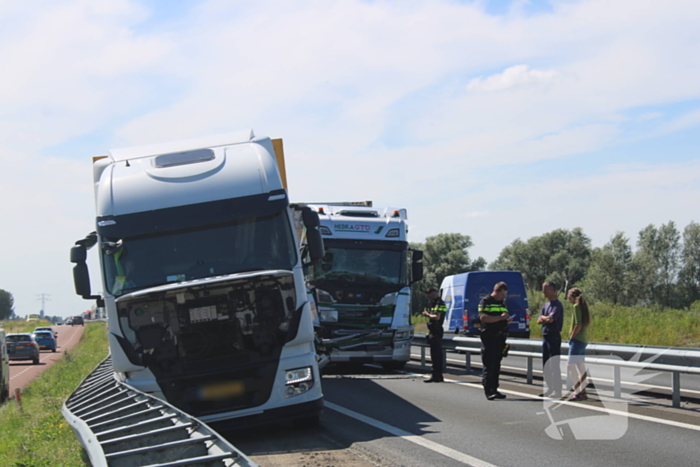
[199,381,245,400]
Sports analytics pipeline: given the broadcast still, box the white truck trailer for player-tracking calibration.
[305,202,423,370]
[70,130,326,427]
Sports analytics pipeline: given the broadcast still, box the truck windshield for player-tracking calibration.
[103,210,297,296]
[311,240,407,286]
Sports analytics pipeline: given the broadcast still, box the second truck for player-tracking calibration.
[305,202,423,370]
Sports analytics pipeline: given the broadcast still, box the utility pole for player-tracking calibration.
[36,293,51,317]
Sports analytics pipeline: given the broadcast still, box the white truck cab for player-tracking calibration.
[70,130,326,426]
[305,202,423,370]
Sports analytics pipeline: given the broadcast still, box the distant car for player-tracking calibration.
[6,333,40,364]
[34,326,58,340]
[32,331,57,352]
[64,318,74,325]
[72,316,84,326]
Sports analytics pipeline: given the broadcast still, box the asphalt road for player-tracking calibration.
[228,361,700,467]
[433,348,700,399]
[8,324,85,395]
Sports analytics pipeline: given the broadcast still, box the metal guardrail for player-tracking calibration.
[412,334,700,408]
[62,356,258,467]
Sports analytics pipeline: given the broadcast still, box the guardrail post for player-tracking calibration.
[421,346,426,368]
[14,388,22,411]
[672,372,681,408]
[465,353,471,374]
[614,366,621,399]
[526,357,533,385]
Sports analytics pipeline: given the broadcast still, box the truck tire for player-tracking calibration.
[381,361,406,371]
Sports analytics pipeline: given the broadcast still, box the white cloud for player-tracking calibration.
[0,0,700,315]
[466,64,559,92]
[655,108,700,136]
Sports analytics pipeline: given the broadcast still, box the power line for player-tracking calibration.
[36,293,51,314]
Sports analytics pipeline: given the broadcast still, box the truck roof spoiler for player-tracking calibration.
[303,201,373,207]
[107,129,257,162]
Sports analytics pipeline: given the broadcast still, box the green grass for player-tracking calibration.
[413,296,700,348]
[411,314,429,334]
[0,322,109,467]
[528,294,700,347]
[2,319,55,334]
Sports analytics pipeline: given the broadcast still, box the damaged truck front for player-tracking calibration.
[70,130,325,426]
[305,203,423,371]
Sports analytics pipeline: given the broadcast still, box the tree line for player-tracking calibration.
[411,221,700,313]
[0,289,14,320]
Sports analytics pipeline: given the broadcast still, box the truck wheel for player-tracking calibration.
[381,361,406,371]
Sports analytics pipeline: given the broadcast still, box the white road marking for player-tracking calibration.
[430,353,700,397]
[325,401,499,467]
[409,374,700,433]
[9,365,35,380]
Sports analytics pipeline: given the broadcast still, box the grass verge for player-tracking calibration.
[0,322,109,467]
[2,319,56,334]
[413,296,700,348]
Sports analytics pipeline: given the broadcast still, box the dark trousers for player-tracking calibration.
[542,333,562,393]
[428,329,444,378]
[481,332,506,394]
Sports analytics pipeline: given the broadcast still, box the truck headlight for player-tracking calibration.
[394,330,413,341]
[320,310,338,322]
[284,366,314,398]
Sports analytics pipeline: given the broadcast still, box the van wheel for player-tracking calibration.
[52,348,57,353]
[33,357,40,365]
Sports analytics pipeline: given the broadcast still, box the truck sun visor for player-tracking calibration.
[97,189,288,238]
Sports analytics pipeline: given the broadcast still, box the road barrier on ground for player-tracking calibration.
[62,356,258,467]
[413,334,700,408]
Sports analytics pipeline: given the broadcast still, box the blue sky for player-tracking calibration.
[1,0,699,318]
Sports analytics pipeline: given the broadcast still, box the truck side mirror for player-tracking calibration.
[306,228,325,264]
[73,263,92,298]
[411,262,424,284]
[412,249,423,262]
[70,244,87,263]
[70,236,102,305]
[410,249,424,284]
[302,207,320,228]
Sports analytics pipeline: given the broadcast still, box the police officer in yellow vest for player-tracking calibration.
[422,288,446,382]
[479,282,513,400]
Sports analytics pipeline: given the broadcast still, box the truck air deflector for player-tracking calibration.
[108,130,256,162]
[96,189,287,238]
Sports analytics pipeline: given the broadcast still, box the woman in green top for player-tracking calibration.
[566,288,590,401]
